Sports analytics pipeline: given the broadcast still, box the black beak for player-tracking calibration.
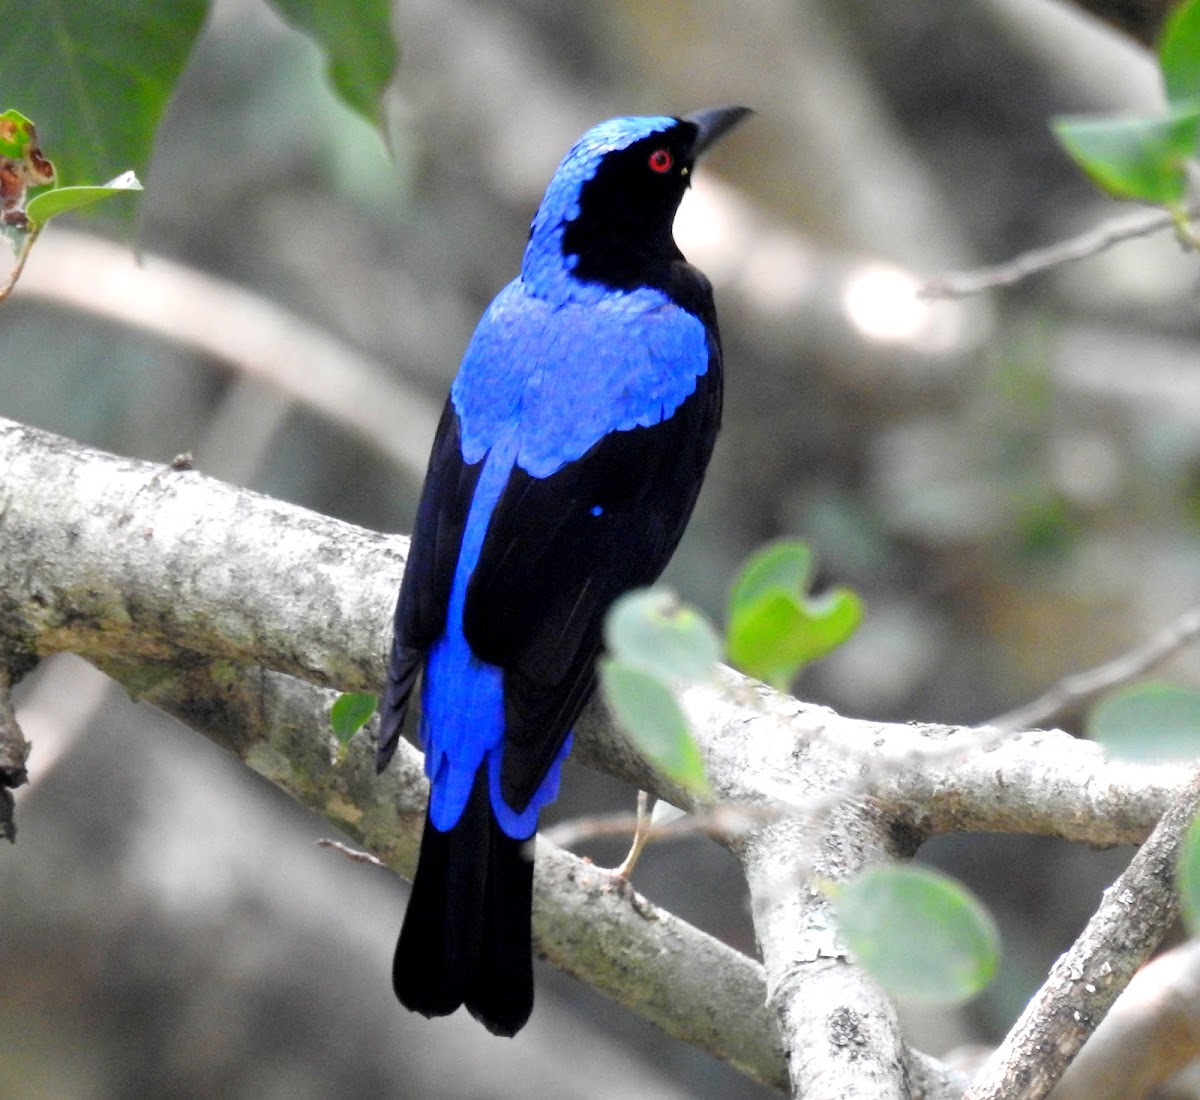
[684,105,753,159]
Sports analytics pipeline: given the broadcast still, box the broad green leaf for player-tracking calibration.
[835,864,1000,1005]
[728,585,864,689]
[330,691,377,745]
[728,539,814,622]
[599,658,711,797]
[25,172,142,227]
[1161,0,1200,106]
[266,0,398,130]
[0,0,207,215]
[604,587,722,685]
[1088,682,1200,762]
[1179,814,1200,934]
[1052,108,1200,204]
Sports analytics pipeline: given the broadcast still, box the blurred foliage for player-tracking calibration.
[599,657,712,797]
[602,588,719,797]
[604,588,723,685]
[265,0,398,129]
[834,863,1001,1005]
[0,1,206,203]
[1179,813,1200,934]
[1054,0,1200,209]
[1088,681,1200,761]
[330,690,377,745]
[0,0,395,226]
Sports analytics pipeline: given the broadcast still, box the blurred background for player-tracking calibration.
[3,0,1198,1094]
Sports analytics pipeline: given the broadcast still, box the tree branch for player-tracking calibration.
[963,768,1200,1100]
[2,413,1196,1097]
[1051,938,1200,1099]
[109,659,792,1090]
[986,604,1200,731]
[921,207,1181,299]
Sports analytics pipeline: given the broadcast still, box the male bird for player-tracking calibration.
[376,106,751,1037]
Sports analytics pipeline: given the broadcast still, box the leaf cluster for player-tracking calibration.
[1055,0,1200,209]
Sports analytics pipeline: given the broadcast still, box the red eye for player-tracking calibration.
[648,148,673,174]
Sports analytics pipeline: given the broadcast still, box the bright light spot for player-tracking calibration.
[841,264,929,343]
[674,176,752,285]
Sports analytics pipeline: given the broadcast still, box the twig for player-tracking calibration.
[314,837,388,868]
[921,207,1181,299]
[963,768,1200,1100]
[0,222,41,305]
[987,604,1200,732]
[543,801,788,850]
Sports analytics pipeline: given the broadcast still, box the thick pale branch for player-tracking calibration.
[115,659,791,1090]
[737,806,913,1098]
[2,415,1195,1098]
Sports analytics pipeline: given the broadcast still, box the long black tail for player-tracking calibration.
[393,765,535,1037]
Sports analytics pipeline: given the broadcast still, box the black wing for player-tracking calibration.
[464,330,723,810]
[376,400,482,771]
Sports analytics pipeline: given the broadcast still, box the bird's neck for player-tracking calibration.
[521,219,679,305]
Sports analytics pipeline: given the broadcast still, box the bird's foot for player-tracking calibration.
[609,789,655,881]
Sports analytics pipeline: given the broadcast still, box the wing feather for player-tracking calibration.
[464,333,722,808]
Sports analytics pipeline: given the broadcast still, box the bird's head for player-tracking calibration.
[522,106,751,303]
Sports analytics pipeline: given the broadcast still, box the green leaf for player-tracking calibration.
[0,109,43,161]
[604,587,722,685]
[1178,813,1200,934]
[599,658,711,797]
[330,691,377,745]
[1087,682,1200,762]
[25,172,142,227]
[0,0,207,215]
[1052,108,1200,204]
[728,539,814,622]
[727,542,864,689]
[266,0,399,130]
[728,587,863,687]
[834,864,1000,1005]
[1161,0,1200,106]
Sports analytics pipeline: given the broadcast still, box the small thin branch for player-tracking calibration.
[315,837,388,868]
[0,223,41,304]
[921,207,1181,299]
[543,801,788,851]
[988,604,1200,732]
[964,768,1200,1100]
